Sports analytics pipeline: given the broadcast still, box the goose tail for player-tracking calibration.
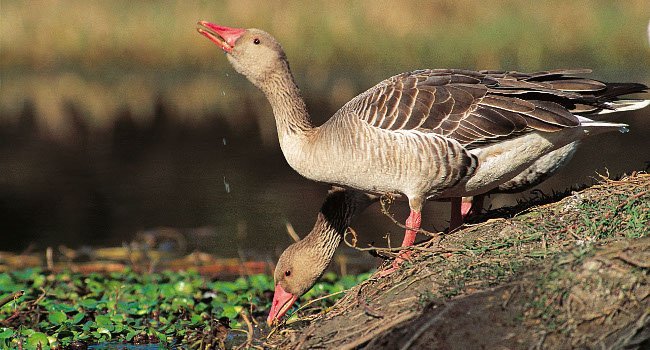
[598,99,650,114]
[576,115,630,134]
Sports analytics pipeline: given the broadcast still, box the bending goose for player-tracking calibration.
[268,187,376,325]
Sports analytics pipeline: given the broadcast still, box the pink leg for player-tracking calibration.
[460,198,474,217]
[400,209,421,246]
[450,195,485,231]
[379,209,421,276]
[395,209,421,262]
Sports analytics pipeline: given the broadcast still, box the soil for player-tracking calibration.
[265,173,650,349]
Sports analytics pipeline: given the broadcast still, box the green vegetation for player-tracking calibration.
[0,269,370,349]
[2,0,649,76]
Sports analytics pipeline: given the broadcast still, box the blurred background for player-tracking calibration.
[1,1,649,265]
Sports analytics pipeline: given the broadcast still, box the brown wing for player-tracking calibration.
[336,69,629,147]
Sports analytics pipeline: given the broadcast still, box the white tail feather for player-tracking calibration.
[599,99,650,114]
[575,115,629,133]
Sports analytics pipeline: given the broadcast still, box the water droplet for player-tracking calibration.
[222,138,227,145]
[223,177,231,193]
[222,91,226,96]
[619,126,629,134]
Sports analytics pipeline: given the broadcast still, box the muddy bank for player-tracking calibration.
[267,173,649,349]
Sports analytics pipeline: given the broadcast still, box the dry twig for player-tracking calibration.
[0,290,24,309]
[236,310,254,350]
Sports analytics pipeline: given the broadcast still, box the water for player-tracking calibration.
[223,176,231,193]
[0,98,395,263]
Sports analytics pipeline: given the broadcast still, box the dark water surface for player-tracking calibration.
[1,85,648,262]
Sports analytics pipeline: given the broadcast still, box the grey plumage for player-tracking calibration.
[197,23,648,228]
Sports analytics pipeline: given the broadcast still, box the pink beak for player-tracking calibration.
[196,21,246,53]
[266,284,298,326]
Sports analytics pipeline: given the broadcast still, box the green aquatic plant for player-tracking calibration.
[0,268,369,348]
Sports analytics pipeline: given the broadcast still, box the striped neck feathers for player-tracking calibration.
[259,64,314,140]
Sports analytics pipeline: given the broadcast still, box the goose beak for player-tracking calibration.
[197,21,245,53]
[267,284,298,326]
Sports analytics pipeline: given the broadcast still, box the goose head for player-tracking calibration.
[197,21,289,88]
[267,237,329,326]
[266,189,377,326]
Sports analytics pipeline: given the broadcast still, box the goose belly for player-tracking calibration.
[443,129,584,197]
[495,141,579,193]
[282,127,471,198]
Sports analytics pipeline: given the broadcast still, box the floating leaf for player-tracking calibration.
[25,331,50,349]
[48,311,67,325]
[0,328,14,339]
[94,315,114,332]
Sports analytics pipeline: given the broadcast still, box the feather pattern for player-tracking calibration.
[336,69,626,147]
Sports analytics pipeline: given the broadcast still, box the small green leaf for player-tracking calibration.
[82,320,94,331]
[96,327,112,337]
[0,328,14,339]
[71,312,85,324]
[48,310,67,325]
[50,303,77,313]
[95,315,115,331]
[26,332,50,349]
[190,314,203,325]
[221,305,243,319]
[174,280,193,294]
[125,330,140,341]
[79,298,99,309]
[20,328,35,336]
[171,296,194,310]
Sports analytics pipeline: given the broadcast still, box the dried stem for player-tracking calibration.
[0,290,24,309]
[379,194,442,237]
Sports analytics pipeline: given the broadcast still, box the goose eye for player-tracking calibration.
[253,38,260,45]
[284,270,291,277]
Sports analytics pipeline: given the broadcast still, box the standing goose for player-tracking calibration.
[270,102,646,325]
[196,22,648,319]
[197,22,646,240]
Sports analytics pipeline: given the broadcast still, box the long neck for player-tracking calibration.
[260,65,313,142]
[300,190,376,271]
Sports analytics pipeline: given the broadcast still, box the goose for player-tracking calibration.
[196,22,648,323]
[268,187,376,325]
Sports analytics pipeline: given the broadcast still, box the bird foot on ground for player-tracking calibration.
[377,251,412,277]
